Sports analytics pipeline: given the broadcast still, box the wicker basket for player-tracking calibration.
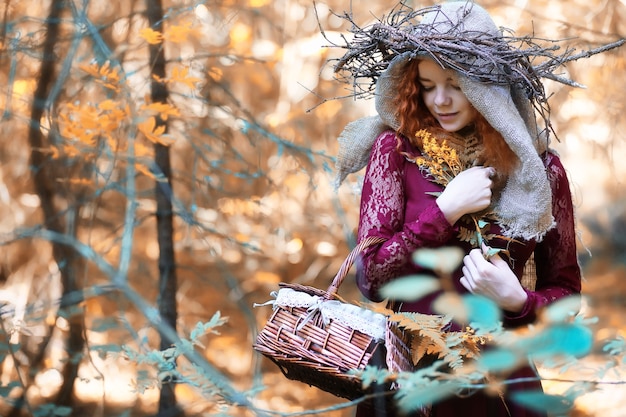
[253,237,413,400]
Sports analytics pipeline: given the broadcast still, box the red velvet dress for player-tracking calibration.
[354,131,582,417]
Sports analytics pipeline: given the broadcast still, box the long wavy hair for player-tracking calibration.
[394,59,519,182]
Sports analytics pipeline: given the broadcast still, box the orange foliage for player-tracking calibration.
[140,102,181,120]
[0,1,625,417]
[139,27,164,44]
[79,61,122,91]
[171,66,202,89]
[163,22,199,43]
[137,116,172,146]
[152,66,202,91]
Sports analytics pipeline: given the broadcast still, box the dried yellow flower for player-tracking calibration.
[412,129,463,186]
[410,129,509,252]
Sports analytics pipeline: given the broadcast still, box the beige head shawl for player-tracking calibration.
[335,1,554,241]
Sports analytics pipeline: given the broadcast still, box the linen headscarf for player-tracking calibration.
[335,1,554,241]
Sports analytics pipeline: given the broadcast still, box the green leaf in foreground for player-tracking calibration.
[475,348,520,373]
[463,294,502,331]
[523,323,593,359]
[380,275,441,301]
[510,391,573,415]
[433,293,502,331]
[603,336,626,356]
[396,381,459,413]
[542,295,582,323]
[412,246,464,274]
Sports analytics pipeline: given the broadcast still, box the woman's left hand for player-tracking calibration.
[459,246,528,313]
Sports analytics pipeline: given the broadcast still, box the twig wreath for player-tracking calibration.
[321,2,625,136]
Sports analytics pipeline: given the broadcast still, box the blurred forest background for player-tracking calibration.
[0,0,625,416]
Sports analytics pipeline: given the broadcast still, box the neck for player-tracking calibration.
[456,124,477,138]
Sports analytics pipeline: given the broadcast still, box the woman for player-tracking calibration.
[332,2,584,416]
[356,56,579,417]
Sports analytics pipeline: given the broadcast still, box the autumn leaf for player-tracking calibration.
[138,116,173,146]
[140,102,181,121]
[135,163,167,182]
[62,143,84,158]
[151,74,166,85]
[100,74,121,92]
[106,137,125,153]
[411,335,436,365]
[387,311,452,366]
[134,142,154,157]
[163,22,196,43]
[98,100,118,111]
[139,27,163,44]
[79,62,101,78]
[170,66,202,90]
[65,177,94,187]
[151,67,201,90]
[58,104,99,146]
[208,67,223,81]
[79,61,122,91]
[98,61,113,77]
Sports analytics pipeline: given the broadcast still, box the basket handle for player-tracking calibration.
[325,236,386,298]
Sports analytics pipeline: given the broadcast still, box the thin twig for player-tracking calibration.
[319,3,625,136]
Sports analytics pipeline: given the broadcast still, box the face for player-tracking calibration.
[417,59,478,132]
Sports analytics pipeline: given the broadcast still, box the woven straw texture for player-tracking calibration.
[253,237,413,400]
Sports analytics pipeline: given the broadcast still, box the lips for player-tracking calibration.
[437,112,458,121]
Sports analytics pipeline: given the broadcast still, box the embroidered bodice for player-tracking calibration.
[356,131,581,328]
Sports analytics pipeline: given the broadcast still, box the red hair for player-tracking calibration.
[393,59,519,178]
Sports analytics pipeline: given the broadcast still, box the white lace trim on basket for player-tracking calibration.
[255,288,387,341]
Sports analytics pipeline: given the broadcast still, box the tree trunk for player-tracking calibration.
[27,0,86,409]
[145,1,181,416]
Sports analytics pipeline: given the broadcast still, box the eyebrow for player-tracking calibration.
[418,76,456,83]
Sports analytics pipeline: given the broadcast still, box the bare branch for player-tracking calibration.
[321,3,625,132]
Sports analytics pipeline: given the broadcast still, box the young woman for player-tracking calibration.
[332,2,584,416]
[355,55,580,417]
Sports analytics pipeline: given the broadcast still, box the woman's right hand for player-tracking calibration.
[436,166,495,225]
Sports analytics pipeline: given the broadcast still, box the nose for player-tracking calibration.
[434,87,451,106]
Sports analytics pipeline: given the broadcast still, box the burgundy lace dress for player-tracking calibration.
[354,131,582,417]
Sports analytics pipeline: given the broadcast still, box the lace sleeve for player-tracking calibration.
[356,132,456,302]
[505,152,582,326]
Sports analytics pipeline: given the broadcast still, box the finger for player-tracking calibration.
[481,242,505,261]
[462,258,480,285]
[480,241,493,259]
[459,276,474,293]
[462,265,470,279]
[463,254,475,271]
[468,248,487,264]
[489,253,509,268]
[480,242,508,265]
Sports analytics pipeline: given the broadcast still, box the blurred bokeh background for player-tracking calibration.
[0,0,624,416]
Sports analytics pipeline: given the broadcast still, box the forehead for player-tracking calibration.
[417,59,457,80]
